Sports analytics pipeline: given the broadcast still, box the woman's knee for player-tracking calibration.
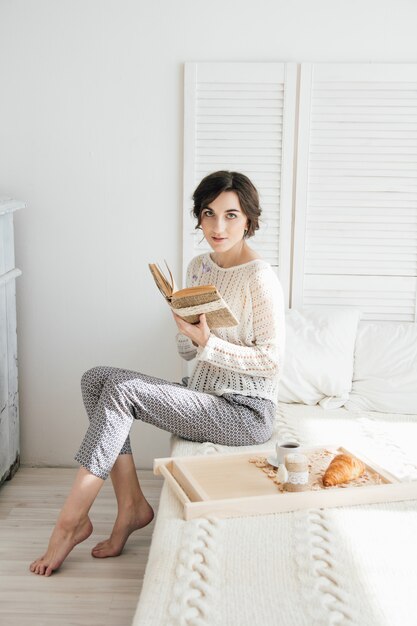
[81,365,111,389]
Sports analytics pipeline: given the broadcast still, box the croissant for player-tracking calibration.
[322,453,366,486]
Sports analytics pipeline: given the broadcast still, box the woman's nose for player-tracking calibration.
[213,217,226,232]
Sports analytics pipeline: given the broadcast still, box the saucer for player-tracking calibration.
[267,455,280,468]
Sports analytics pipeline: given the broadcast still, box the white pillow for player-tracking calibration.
[345,322,417,414]
[278,307,362,409]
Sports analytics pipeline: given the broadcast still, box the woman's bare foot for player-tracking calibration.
[30,516,93,576]
[91,501,154,558]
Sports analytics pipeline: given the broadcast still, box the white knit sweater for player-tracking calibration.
[175,252,286,404]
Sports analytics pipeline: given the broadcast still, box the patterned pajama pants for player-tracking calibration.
[74,365,276,479]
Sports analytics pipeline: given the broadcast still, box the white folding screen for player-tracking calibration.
[293,63,417,322]
[183,62,297,306]
[183,62,417,323]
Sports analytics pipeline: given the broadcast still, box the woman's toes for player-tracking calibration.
[30,515,93,576]
[91,543,105,554]
[30,557,43,572]
[91,542,109,556]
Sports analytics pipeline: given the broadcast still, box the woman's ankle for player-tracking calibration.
[116,493,150,511]
[56,512,90,532]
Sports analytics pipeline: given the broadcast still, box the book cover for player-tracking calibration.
[148,261,239,329]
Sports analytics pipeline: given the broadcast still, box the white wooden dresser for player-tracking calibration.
[0,197,24,486]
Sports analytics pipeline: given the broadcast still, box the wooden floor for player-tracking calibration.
[0,467,163,626]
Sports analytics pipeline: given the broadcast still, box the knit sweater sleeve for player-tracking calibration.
[175,258,198,361]
[195,267,285,379]
[176,332,197,361]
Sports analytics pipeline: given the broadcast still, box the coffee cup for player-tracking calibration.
[275,441,301,465]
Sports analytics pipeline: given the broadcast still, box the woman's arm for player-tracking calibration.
[195,268,286,379]
[175,331,198,361]
[174,257,202,360]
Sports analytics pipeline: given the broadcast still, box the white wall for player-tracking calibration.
[0,0,416,469]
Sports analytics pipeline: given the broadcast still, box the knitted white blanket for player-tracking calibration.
[132,403,417,626]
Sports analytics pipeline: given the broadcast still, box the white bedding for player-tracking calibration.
[132,402,417,626]
[345,321,417,414]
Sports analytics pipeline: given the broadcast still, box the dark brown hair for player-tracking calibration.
[192,170,261,238]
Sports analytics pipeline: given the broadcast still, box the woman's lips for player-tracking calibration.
[212,236,226,242]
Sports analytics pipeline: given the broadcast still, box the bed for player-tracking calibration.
[132,311,417,626]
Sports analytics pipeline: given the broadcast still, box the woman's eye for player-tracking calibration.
[227,213,237,219]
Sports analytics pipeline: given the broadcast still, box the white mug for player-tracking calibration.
[275,441,301,465]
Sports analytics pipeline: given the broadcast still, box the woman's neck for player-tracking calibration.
[210,241,256,269]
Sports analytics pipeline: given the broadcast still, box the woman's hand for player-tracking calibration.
[172,312,210,348]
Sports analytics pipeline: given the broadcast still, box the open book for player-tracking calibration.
[148,260,239,329]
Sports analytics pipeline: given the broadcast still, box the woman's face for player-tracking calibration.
[200,191,249,253]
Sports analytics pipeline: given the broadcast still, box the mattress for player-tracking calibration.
[132,402,417,626]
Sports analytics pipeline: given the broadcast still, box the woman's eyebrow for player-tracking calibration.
[205,206,241,212]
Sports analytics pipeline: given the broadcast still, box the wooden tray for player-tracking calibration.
[153,444,417,520]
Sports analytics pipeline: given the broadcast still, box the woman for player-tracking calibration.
[30,170,286,576]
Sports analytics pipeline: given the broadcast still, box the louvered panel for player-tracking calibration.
[311,162,417,170]
[303,275,417,322]
[194,165,283,174]
[194,115,283,126]
[309,208,417,219]
[183,62,297,306]
[196,122,282,132]
[197,146,283,155]
[199,89,285,98]
[196,154,282,163]
[293,63,417,322]
[309,180,417,192]
[310,199,417,208]
[312,146,417,156]
[310,168,417,177]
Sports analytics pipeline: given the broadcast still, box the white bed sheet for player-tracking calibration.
[132,403,417,626]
